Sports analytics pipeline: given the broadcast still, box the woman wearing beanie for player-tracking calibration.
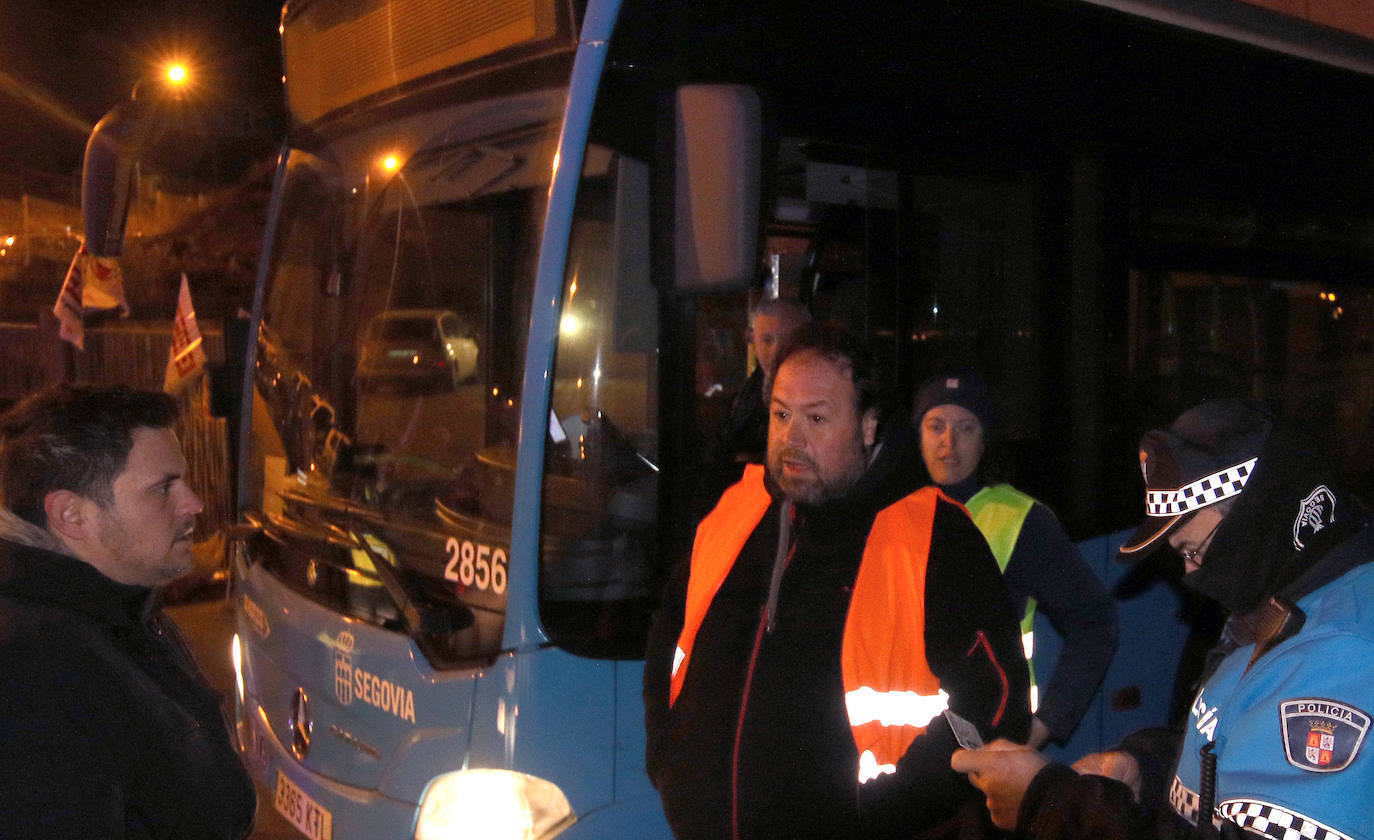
[913,370,1119,749]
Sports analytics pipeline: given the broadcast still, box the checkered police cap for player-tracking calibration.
[1144,457,1257,516]
[1119,399,1274,559]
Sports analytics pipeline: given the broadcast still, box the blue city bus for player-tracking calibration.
[183,1,1374,837]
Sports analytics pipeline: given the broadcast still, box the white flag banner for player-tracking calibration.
[164,273,208,393]
[53,247,86,349]
[51,245,132,351]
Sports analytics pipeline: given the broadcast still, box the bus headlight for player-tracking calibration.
[413,768,575,840]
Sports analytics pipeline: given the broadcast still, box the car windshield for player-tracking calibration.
[374,319,437,341]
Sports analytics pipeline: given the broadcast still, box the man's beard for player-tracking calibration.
[95,513,197,586]
[768,441,869,506]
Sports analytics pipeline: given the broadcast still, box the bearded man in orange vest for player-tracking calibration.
[644,323,1031,839]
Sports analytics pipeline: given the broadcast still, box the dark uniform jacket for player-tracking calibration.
[0,517,256,839]
[696,367,769,519]
[645,425,1031,839]
[939,476,1119,743]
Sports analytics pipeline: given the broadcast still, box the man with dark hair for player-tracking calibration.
[0,384,256,838]
[646,324,1031,838]
[952,399,1374,840]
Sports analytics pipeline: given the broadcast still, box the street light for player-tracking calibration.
[131,60,192,102]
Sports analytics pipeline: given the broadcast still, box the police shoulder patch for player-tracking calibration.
[1280,698,1370,772]
[1293,485,1337,550]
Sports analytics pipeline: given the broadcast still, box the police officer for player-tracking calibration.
[951,399,1374,839]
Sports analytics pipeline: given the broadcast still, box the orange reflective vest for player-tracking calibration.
[669,464,949,781]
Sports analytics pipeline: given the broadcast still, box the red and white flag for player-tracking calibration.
[52,245,131,350]
[53,247,86,349]
[84,250,131,315]
[164,273,207,393]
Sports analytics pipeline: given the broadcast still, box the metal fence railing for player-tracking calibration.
[0,322,50,400]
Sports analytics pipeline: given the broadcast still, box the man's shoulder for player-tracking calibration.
[874,487,991,553]
[0,597,139,741]
[724,368,766,417]
[0,590,77,633]
[1237,564,1374,690]
[876,486,960,521]
[1298,561,1374,641]
[0,593,121,673]
[975,483,1038,507]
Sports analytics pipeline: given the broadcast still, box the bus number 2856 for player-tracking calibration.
[444,538,508,594]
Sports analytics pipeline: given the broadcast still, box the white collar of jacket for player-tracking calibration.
[0,506,73,557]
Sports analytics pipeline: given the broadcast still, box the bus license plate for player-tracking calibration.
[274,770,333,840]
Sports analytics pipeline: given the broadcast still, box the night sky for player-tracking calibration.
[0,0,284,178]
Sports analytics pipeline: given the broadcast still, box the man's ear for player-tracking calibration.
[862,408,879,449]
[43,489,94,543]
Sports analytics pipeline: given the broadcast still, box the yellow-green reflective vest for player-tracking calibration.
[966,484,1039,711]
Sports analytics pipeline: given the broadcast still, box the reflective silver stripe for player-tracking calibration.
[857,749,895,783]
[845,687,949,728]
[1217,799,1353,840]
[1146,458,1257,516]
[672,645,685,677]
[1021,631,1038,711]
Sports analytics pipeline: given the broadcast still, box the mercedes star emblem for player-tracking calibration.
[288,688,312,759]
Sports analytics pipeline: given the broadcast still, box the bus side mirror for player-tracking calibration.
[81,99,153,258]
[673,85,761,291]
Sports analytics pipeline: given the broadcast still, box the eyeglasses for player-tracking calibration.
[1181,517,1223,566]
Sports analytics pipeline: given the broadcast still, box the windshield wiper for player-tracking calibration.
[341,521,470,637]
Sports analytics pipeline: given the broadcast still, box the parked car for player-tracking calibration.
[357,309,479,391]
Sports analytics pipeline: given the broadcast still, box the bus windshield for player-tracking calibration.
[244,90,564,668]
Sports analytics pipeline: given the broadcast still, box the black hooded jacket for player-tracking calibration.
[0,529,256,839]
[644,425,1031,839]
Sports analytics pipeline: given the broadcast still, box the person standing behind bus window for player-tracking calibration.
[914,371,1119,749]
[697,297,810,514]
[714,298,810,463]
